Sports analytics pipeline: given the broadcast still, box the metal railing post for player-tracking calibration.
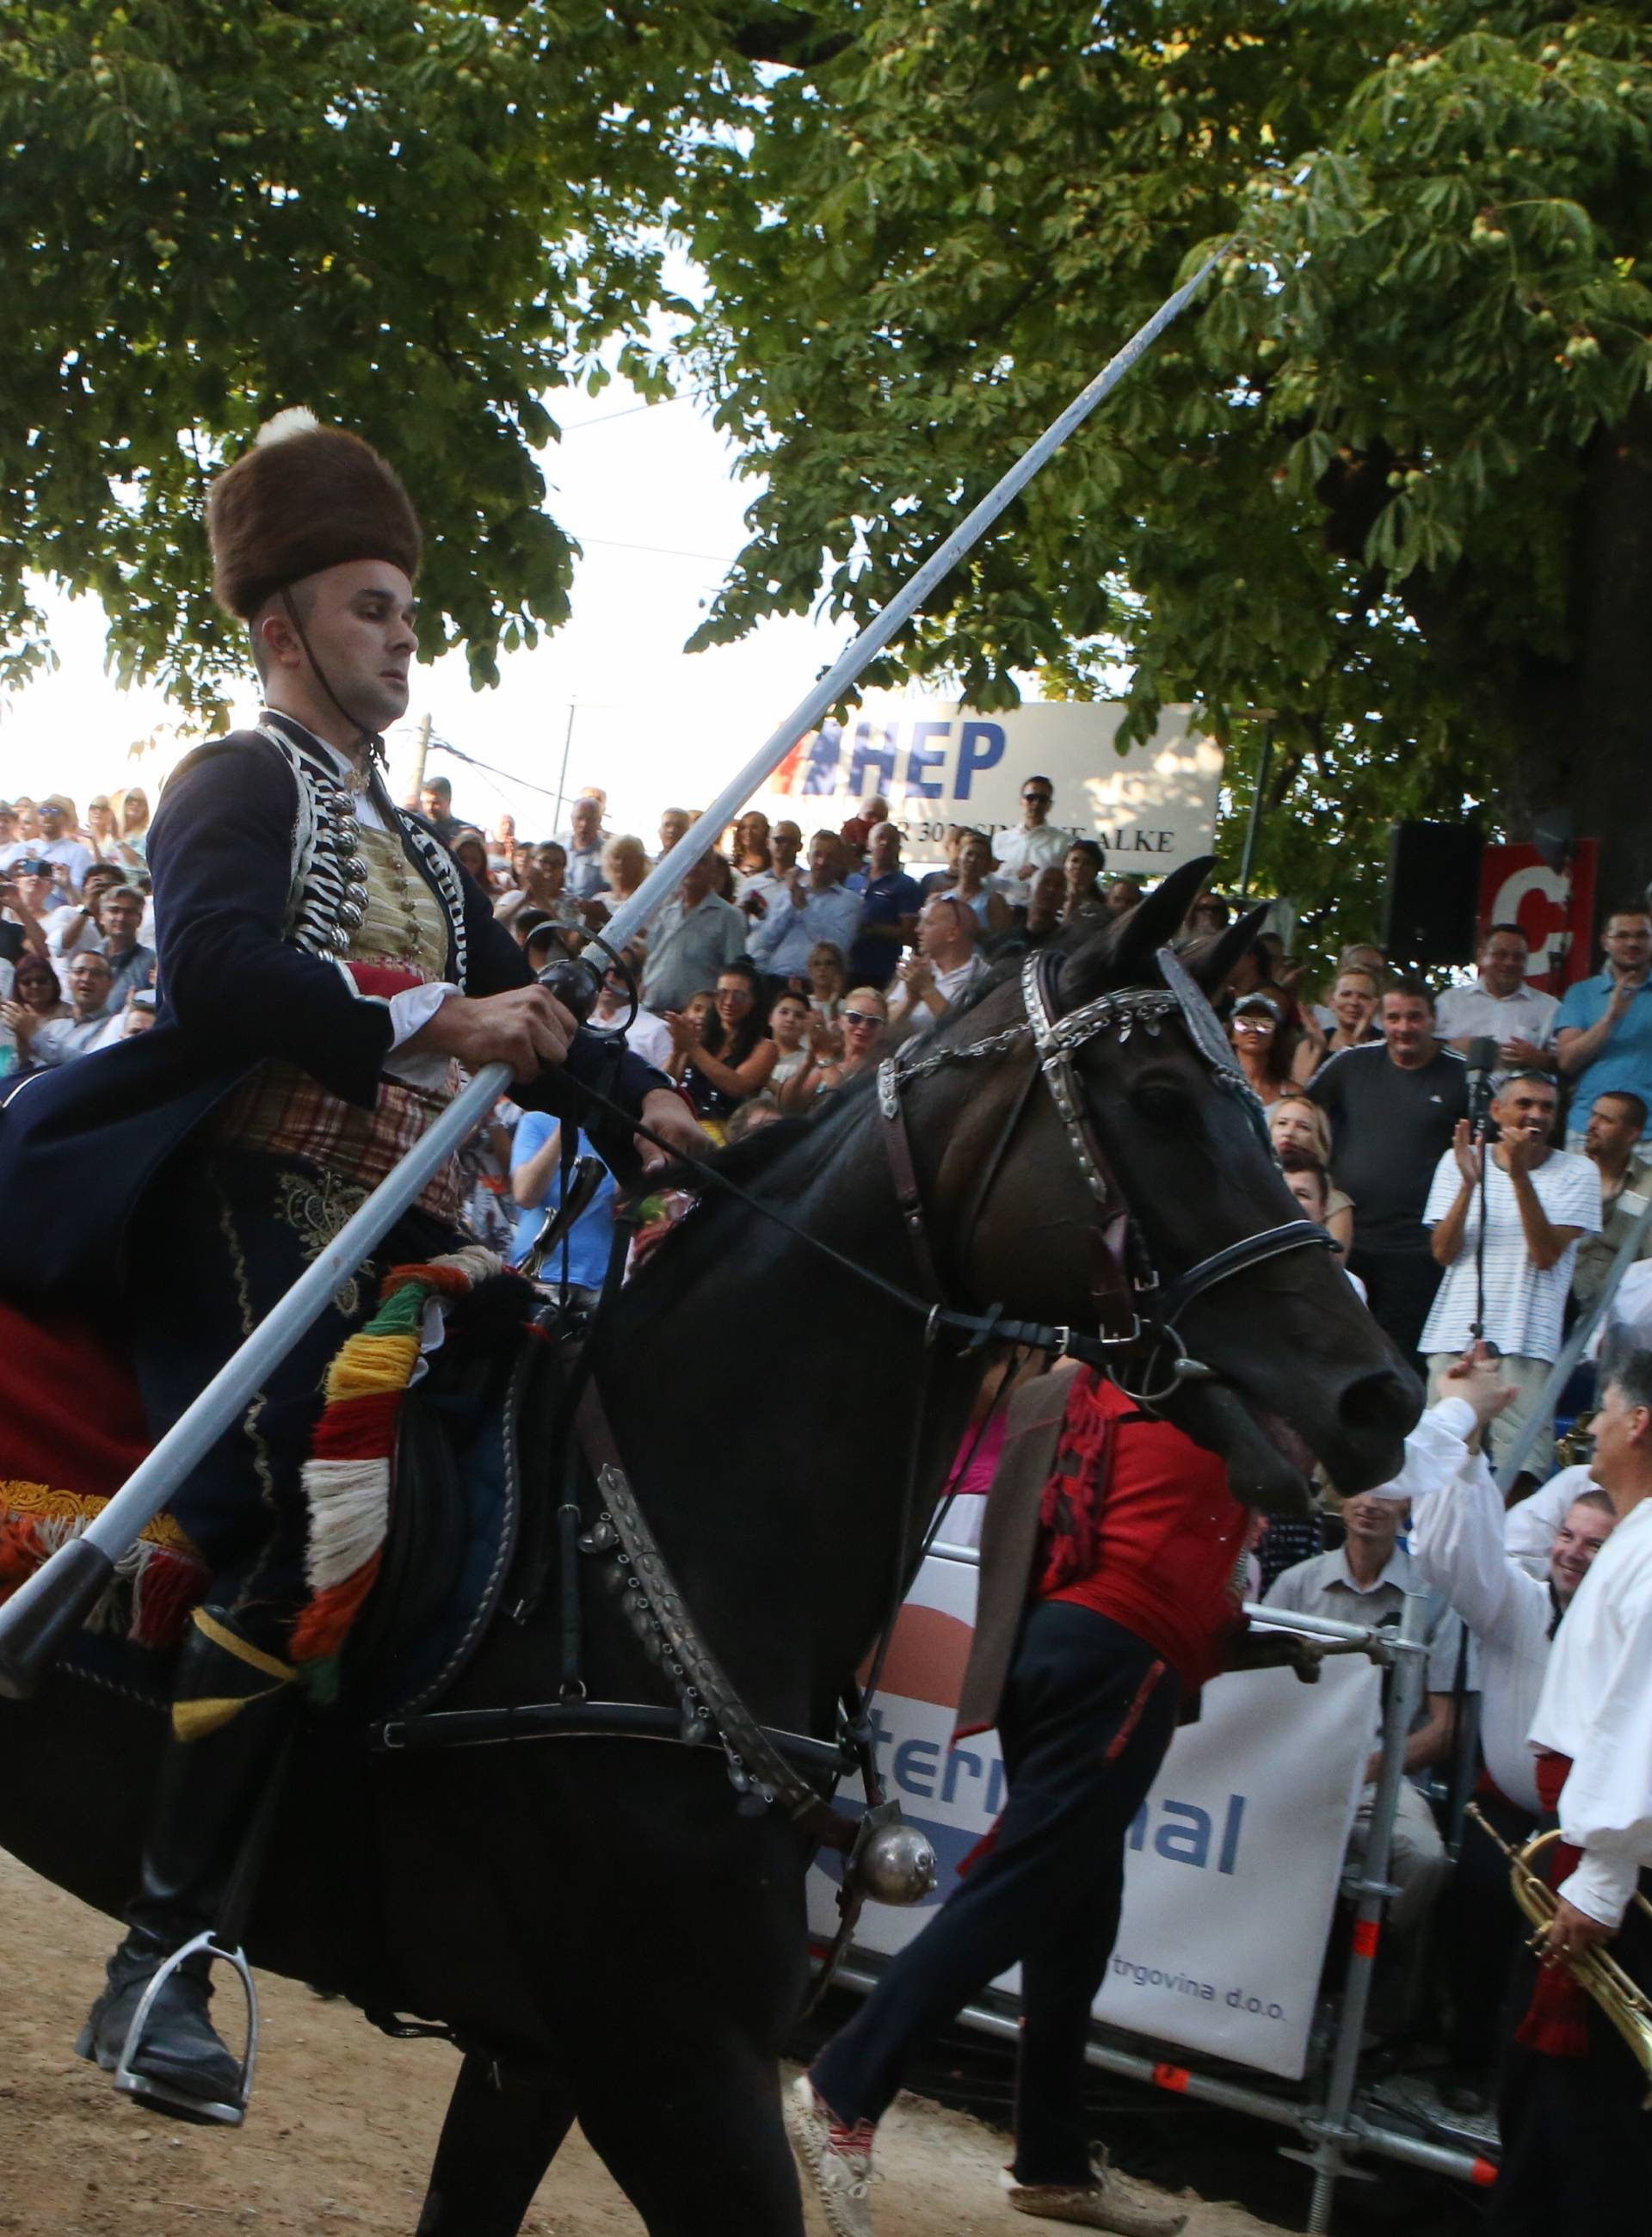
[1297,1587,1428,2233]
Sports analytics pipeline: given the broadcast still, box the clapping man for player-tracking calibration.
[749,829,860,984]
[886,897,987,1035]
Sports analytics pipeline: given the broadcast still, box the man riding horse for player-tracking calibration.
[0,413,703,2119]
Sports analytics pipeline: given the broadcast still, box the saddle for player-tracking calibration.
[0,1273,558,1725]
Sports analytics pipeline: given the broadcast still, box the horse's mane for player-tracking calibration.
[622,923,1128,1306]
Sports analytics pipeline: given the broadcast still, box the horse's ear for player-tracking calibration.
[1182,903,1271,997]
[1060,854,1215,1002]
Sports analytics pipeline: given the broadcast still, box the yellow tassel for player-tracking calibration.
[324,1330,422,1402]
[173,1692,264,1743]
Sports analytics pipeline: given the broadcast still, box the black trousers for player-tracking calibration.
[1347,1242,1443,1368]
[1489,1953,1652,2236]
[1442,1786,1537,2074]
[811,1603,1180,2186]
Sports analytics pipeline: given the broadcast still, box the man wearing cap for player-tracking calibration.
[0,410,701,2121]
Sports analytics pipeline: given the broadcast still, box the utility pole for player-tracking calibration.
[552,702,576,835]
[408,711,433,801]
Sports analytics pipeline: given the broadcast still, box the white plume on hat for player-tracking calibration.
[254,406,322,448]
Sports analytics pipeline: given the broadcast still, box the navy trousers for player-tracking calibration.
[811,1602,1180,2186]
[127,1146,450,1648]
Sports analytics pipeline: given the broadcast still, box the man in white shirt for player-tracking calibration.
[1434,922,1560,1071]
[992,773,1067,884]
[1373,1356,1618,2108]
[1421,1071,1600,1483]
[1490,1347,1652,2235]
[886,897,988,1035]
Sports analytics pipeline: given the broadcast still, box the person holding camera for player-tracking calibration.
[1421,1072,1600,1488]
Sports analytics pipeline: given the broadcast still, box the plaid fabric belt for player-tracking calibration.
[212,1059,466,1226]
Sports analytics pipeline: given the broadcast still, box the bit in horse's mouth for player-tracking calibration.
[1252,1406,1318,1481]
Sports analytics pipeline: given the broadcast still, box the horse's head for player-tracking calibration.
[900,858,1419,1507]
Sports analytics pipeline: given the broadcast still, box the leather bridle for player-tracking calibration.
[878,942,1334,1403]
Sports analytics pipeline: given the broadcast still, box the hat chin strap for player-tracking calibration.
[271,589,387,774]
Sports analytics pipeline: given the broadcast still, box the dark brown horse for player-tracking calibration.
[0,861,1416,2233]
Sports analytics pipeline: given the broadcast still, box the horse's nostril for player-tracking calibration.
[1338,1368,1418,1435]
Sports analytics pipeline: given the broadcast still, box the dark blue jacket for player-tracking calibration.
[0,726,663,1299]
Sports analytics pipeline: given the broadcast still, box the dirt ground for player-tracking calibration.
[0,1851,1290,2237]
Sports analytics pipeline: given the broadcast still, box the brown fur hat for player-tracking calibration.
[206,409,422,619]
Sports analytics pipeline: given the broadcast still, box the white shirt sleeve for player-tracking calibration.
[1556,1154,1603,1236]
[1556,1585,1652,1926]
[1408,1403,1551,1651]
[380,981,458,1089]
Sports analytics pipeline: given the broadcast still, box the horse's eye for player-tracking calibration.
[1131,1078,1196,1127]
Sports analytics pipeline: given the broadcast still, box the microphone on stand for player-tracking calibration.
[1464,1036,1499,1347]
[1464,1035,1499,1131]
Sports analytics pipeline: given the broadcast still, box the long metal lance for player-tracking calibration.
[0,244,1229,1694]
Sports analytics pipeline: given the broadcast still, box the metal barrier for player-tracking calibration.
[828,1559,1495,2233]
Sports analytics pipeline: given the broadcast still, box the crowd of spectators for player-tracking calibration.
[8,765,1652,2112]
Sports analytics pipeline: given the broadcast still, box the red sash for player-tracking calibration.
[1514,1750,1591,2061]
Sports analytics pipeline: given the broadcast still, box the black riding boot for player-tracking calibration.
[77,1613,296,2117]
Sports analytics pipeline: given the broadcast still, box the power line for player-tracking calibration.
[428,736,567,802]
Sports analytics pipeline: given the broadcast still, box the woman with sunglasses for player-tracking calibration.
[1228,990,1300,1107]
[814,987,889,1096]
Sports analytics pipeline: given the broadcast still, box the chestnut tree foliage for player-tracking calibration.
[686,2,1652,935]
[0,0,765,710]
[5,2,1649,937]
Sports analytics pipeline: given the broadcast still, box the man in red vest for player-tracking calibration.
[786,1360,1325,2235]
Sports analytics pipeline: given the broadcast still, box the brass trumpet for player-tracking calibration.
[1468,1804,1652,2108]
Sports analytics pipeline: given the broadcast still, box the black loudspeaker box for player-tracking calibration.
[1382,820,1483,966]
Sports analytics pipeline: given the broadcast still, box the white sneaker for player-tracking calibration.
[1001,2149,1188,2236]
[785,2071,878,2237]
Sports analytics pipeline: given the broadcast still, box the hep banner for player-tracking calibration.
[808,1549,1378,2080]
[756,695,1222,871]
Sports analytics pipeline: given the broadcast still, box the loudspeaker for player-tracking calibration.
[1383,820,1483,966]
